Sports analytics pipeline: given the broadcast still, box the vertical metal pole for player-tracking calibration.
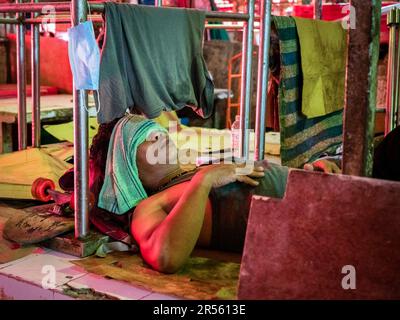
[31,0,40,147]
[385,9,398,135]
[254,0,272,161]
[385,13,394,134]
[342,0,381,177]
[16,0,27,150]
[0,13,4,37]
[71,0,89,239]
[239,0,255,159]
[314,0,322,20]
[394,9,400,129]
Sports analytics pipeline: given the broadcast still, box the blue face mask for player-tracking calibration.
[68,21,100,90]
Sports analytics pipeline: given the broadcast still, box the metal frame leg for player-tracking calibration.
[239,0,255,159]
[16,0,27,150]
[255,0,272,161]
[394,10,400,129]
[31,0,40,148]
[71,0,89,239]
[386,8,400,133]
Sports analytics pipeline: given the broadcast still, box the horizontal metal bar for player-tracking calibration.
[0,2,249,21]
[206,11,249,21]
[0,3,251,21]
[0,19,255,29]
[24,15,102,24]
[0,2,72,13]
[0,17,250,27]
[96,2,253,21]
[205,24,244,30]
[0,17,19,24]
[382,3,400,15]
[23,19,249,27]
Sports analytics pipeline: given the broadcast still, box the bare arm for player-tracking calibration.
[131,172,212,273]
[131,164,265,273]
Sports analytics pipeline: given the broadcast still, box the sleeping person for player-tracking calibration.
[89,114,339,273]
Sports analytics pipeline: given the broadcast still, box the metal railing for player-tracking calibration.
[0,0,272,239]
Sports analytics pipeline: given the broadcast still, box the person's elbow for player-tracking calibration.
[157,256,183,274]
[141,239,186,274]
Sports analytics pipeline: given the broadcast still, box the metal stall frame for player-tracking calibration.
[0,1,268,252]
[0,0,388,256]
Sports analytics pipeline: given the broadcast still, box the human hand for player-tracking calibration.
[303,159,341,174]
[197,163,266,188]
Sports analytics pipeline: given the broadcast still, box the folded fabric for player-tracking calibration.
[273,16,343,168]
[98,3,215,124]
[98,114,167,214]
[293,17,347,119]
[43,117,99,144]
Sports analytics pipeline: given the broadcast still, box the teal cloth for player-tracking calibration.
[98,3,215,124]
[98,114,167,214]
[273,16,343,168]
[209,0,230,41]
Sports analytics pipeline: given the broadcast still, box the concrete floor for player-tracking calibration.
[0,201,178,300]
[0,247,178,300]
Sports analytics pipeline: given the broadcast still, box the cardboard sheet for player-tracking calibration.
[0,146,73,199]
[72,251,240,300]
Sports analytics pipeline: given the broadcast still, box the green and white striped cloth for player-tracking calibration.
[273,16,343,168]
[98,114,167,214]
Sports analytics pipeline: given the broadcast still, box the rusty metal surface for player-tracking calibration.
[238,169,400,299]
[342,0,382,176]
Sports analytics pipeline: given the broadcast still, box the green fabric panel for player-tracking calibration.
[273,16,343,168]
[293,17,347,118]
[98,3,215,123]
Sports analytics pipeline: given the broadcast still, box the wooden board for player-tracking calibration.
[0,213,37,264]
[3,204,74,245]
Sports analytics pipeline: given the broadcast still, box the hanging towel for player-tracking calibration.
[98,114,167,214]
[98,3,215,124]
[208,0,230,41]
[273,16,343,168]
[293,17,347,119]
